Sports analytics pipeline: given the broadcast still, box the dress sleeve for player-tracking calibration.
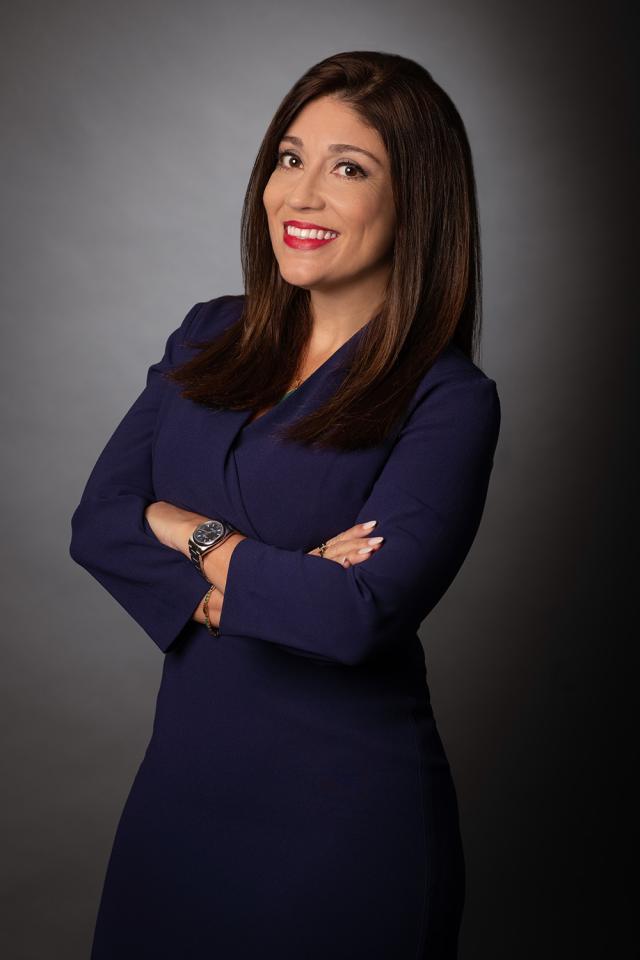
[69,301,212,653]
[219,374,501,666]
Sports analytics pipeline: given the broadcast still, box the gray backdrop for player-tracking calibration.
[1,1,636,957]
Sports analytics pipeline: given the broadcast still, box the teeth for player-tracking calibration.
[286,225,338,240]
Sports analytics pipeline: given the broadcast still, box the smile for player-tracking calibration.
[282,221,340,250]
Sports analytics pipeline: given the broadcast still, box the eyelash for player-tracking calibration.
[275,149,367,180]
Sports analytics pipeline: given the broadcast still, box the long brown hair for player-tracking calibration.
[168,50,483,451]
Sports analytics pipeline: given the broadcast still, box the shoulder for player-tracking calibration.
[422,341,498,393]
[399,341,501,452]
[190,294,245,337]
[167,294,245,362]
[421,342,499,408]
[185,294,245,341]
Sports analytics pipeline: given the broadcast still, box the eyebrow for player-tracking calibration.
[279,135,382,167]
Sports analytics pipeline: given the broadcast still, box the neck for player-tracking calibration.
[307,271,388,349]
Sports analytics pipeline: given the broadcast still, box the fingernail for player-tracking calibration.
[362,520,377,529]
[357,546,373,554]
[368,536,384,544]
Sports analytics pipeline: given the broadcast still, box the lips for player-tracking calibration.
[282,220,340,250]
[283,220,339,233]
[283,230,338,250]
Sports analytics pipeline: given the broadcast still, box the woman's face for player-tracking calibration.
[263,95,396,297]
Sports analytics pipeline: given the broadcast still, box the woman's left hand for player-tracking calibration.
[144,500,208,558]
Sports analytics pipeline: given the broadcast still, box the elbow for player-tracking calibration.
[340,647,372,668]
[69,534,81,567]
[344,633,391,667]
[331,569,402,666]
[69,532,89,570]
[332,582,418,667]
[69,507,82,566]
[331,611,393,668]
[336,633,390,668]
[318,574,394,667]
[69,534,85,571]
[341,611,418,667]
[68,501,94,571]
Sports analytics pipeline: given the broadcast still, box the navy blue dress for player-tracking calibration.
[70,295,501,959]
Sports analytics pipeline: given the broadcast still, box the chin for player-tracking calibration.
[278,266,326,287]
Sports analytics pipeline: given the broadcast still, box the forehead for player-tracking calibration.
[282,96,386,159]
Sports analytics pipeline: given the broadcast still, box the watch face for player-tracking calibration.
[193,520,224,547]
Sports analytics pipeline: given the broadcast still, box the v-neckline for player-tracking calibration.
[238,323,367,437]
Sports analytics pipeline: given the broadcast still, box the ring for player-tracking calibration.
[318,541,327,558]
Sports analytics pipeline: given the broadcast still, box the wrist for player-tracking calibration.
[202,531,247,587]
[178,518,203,558]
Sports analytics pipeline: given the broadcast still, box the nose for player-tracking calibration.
[285,163,326,210]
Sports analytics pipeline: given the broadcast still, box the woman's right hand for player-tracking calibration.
[307,521,384,568]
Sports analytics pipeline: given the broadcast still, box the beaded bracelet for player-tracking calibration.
[202,583,220,637]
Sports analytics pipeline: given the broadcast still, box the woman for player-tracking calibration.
[70,51,500,959]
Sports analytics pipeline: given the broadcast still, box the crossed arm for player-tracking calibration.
[139,499,243,631]
[141,500,386,633]
[69,304,501,665]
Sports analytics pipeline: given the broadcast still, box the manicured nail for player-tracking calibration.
[368,536,384,544]
[362,520,377,529]
[357,546,373,554]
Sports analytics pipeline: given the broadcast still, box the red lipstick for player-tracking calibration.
[283,220,340,250]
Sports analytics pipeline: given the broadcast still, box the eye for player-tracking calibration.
[275,150,367,180]
[334,160,367,180]
[276,150,302,170]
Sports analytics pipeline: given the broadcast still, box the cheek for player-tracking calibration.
[344,194,394,249]
[357,221,394,259]
[262,177,279,212]
[366,205,396,254]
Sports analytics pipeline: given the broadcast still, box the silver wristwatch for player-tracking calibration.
[188,519,237,577]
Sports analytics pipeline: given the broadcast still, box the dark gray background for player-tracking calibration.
[1,2,636,957]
